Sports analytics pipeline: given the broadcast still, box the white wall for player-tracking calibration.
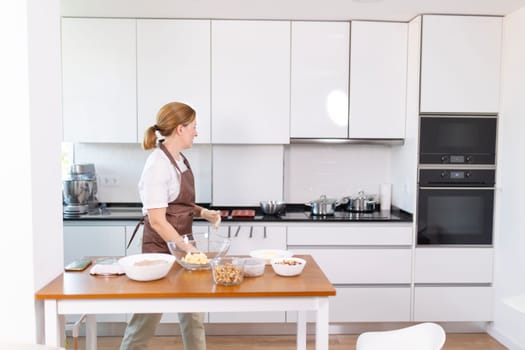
[390,16,420,214]
[489,5,525,349]
[0,0,63,345]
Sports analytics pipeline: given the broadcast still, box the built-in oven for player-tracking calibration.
[417,169,495,245]
[419,116,497,165]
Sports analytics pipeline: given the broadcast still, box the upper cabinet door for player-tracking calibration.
[349,21,408,139]
[62,18,137,143]
[211,20,290,144]
[137,20,211,144]
[290,21,350,139]
[420,15,502,114]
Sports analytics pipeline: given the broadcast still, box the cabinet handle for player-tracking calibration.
[228,226,231,238]
[249,226,253,238]
[234,226,241,237]
[263,226,267,239]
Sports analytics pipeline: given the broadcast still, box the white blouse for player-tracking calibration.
[138,148,188,215]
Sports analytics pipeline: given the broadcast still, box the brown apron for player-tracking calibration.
[127,143,200,254]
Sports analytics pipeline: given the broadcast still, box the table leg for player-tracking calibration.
[296,310,307,350]
[85,315,97,350]
[44,300,60,346]
[315,298,329,350]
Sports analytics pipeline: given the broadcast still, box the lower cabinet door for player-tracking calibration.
[63,225,126,265]
[210,225,287,255]
[286,286,411,323]
[414,286,493,321]
[290,248,412,284]
[414,248,494,284]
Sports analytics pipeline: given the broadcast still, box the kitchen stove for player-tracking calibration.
[280,210,401,221]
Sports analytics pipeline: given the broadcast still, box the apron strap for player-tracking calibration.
[126,218,145,250]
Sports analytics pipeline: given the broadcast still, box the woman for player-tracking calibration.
[120,102,220,350]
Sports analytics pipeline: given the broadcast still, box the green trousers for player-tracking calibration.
[119,313,206,350]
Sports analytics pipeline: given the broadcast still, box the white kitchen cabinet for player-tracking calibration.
[61,18,137,143]
[137,20,211,144]
[291,248,412,284]
[287,223,412,322]
[287,224,413,284]
[287,223,413,246]
[413,247,494,322]
[210,225,286,255]
[211,20,290,144]
[290,21,350,138]
[420,15,502,114]
[414,247,494,284]
[414,286,493,321]
[349,21,408,139]
[64,225,126,265]
[212,145,284,206]
[287,286,411,323]
[208,225,286,323]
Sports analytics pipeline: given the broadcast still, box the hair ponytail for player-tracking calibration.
[142,125,158,150]
[141,102,196,151]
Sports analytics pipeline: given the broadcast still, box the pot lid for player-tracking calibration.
[310,194,338,204]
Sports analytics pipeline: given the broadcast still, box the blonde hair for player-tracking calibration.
[142,102,196,150]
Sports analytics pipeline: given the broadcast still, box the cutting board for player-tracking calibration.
[231,209,255,218]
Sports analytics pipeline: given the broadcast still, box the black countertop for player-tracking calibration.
[64,203,412,223]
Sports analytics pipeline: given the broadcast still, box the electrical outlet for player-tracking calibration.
[100,175,119,187]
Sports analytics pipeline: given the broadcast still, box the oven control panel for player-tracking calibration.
[419,169,495,187]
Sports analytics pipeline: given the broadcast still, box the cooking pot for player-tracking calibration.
[344,191,378,212]
[305,195,347,216]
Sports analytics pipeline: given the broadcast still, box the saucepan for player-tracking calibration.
[260,200,286,215]
[343,191,379,212]
[305,195,347,216]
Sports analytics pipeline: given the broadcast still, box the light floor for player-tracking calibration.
[67,333,508,350]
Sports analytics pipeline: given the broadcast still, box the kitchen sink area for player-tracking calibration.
[68,204,143,220]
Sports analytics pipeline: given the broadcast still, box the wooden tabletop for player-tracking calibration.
[35,255,336,300]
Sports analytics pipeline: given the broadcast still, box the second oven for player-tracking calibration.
[417,169,495,245]
[419,116,497,165]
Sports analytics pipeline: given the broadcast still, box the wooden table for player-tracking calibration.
[36,255,335,350]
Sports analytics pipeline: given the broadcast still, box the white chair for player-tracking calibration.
[356,322,446,350]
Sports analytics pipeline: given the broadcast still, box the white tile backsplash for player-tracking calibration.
[212,145,284,206]
[284,144,392,202]
[72,142,396,207]
[73,143,212,203]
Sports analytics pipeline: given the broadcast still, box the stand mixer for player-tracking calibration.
[63,163,99,218]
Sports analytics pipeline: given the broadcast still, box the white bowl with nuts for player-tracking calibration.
[271,257,307,277]
[211,257,245,286]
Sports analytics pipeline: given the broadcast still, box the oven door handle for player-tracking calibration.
[419,186,496,190]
